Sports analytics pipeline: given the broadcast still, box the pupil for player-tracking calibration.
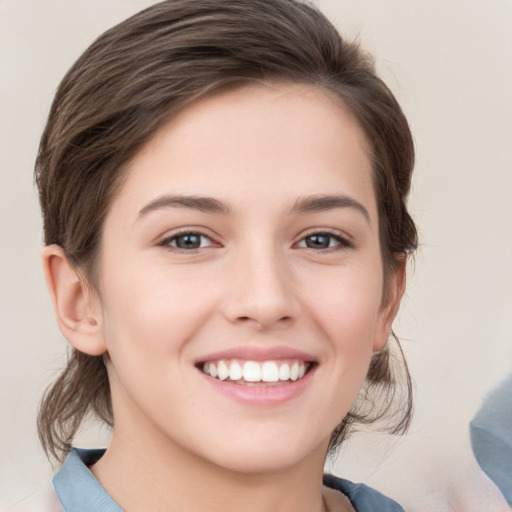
[176,234,201,249]
[306,234,329,249]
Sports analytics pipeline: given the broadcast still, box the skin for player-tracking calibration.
[43,83,405,512]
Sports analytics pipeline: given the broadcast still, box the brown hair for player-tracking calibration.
[36,0,417,461]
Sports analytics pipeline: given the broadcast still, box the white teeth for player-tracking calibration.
[229,361,243,380]
[261,361,279,382]
[202,359,309,384]
[217,360,229,381]
[243,361,262,382]
[290,362,299,381]
[279,363,290,381]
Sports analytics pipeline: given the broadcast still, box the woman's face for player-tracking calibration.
[92,83,402,473]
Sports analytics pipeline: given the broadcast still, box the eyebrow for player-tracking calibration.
[290,194,371,224]
[138,195,230,217]
[138,193,370,224]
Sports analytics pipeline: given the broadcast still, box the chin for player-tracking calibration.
[200,432,329,475]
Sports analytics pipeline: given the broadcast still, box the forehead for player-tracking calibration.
[111,82,375,219]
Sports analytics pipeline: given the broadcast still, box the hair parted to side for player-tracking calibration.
[36,0,418,462]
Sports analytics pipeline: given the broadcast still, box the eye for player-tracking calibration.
[159,231,216,250]
[297,232,352,250]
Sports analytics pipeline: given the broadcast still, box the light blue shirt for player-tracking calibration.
[51,448,405,512]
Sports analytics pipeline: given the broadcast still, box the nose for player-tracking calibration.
[222,245,300,330]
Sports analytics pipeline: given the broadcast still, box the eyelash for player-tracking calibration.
[157,230,217,251]
[157,229,353,253]
[295,230,353,251]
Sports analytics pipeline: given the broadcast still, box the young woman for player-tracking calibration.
[26,1,418,510]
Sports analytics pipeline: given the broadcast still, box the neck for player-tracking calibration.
[91,428,332,512]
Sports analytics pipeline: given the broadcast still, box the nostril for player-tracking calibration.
[236,315,292,324]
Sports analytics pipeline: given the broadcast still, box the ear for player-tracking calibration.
[373,258,407,352]
[42,245,106,356]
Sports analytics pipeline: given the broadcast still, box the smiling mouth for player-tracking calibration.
[199,359,313,386]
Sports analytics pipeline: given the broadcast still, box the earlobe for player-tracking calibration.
[373,260,407,352]
[42,245,106,356]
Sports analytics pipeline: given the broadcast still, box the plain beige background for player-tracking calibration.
[1,0,511,510]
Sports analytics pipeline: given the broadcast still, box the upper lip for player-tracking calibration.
[196,346,317,364]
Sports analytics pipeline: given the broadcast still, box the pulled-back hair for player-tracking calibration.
[36,0,417,462]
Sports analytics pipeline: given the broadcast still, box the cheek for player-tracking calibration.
[305,265,384,340]
[98,260,218,360]
[302,264,384,388]
[97,264,215,420]
[300,276,383,432]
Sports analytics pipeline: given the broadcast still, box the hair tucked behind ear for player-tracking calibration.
[36,0,417,461]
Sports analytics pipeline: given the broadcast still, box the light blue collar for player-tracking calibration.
[53,448,122,512]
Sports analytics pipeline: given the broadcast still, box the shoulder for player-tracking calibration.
[323,474,406,512]
[470,373,512,505]
[6,486,63,512]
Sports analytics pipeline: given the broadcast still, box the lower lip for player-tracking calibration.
[198,367,315,406]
